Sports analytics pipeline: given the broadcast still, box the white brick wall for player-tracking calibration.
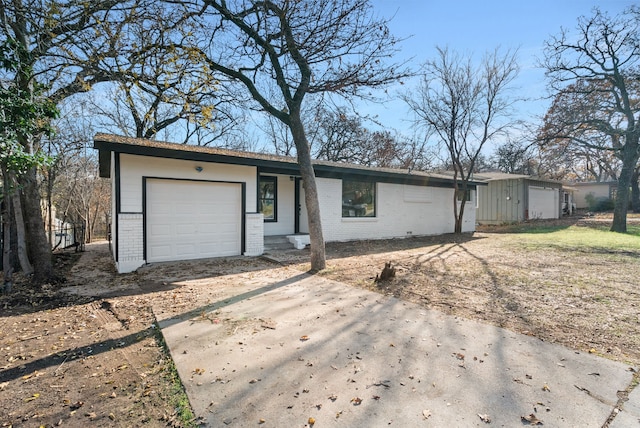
[244,213,264,256]
[312,178,476,242]
[117,213,144,273]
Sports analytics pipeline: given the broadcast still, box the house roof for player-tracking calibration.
[93,133,485,189]
[471,171,563,184]
[570,181,618,187]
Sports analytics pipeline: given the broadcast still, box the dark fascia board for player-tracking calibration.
[94,137,483,189]
[98,149,111,178]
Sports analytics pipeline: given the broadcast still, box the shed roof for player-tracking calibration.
[471,172,563,184]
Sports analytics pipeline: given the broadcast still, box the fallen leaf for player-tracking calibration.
[193,368,205,375]
[351,397,362,405]
[328,394,337,401]
[24,393,40,402]
[521,413,543,425]
[453,353,465,360]
[542,384,550,392]
[422,409,431,419]
[478,413,491,423]
[300,335,310,341]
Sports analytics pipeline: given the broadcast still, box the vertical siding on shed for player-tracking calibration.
[477,179,524,224]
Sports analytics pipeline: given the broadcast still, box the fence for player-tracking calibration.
[50,224,86,252]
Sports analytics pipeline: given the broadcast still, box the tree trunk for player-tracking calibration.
[11,180,34,276]
[631,166,640,214]
[289,114,326,271]
[18,167,53,282]
[456,199,467,234]
[611,143,639,233]
[2,167,13,293]
[452,170,462,234]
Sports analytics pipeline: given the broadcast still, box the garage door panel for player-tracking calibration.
[151,245,172,258]
[176,224,197,234]
[146,180,242,263]
[529,187,559,220]
[175,243,197,257]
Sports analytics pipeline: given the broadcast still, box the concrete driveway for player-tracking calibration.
[147,261,638,427]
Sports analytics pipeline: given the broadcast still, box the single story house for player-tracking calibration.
[94,134,481,273]
[474,172,563,224]
[571,181,618,209]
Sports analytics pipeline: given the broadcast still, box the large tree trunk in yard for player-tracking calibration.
[631,167,640,214]
[2,168,14,292]
[611,144,639,233]
[18,167,53,283]
[11,181,34,276]
[290,115,326,272]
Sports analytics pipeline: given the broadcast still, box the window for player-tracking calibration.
[342,180,375,217]
[456,188,472,202]
[259,176,277,221]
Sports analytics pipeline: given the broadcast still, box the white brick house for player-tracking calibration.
[94,134,479,273]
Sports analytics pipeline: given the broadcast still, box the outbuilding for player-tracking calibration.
[475,172,563,224]
[94,134,480,273]
[571,181,618,210]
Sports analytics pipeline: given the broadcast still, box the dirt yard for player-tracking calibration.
[1,213,639,427]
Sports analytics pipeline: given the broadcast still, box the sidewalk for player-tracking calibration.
[152,267,638,427]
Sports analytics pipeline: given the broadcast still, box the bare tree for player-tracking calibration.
[542,6,640,232]
[173,0,408,270]
[0,0,141,282]
[81,3,247,146]
[405,47,519,233]
[493,139,537,175]
[44,110,110,246]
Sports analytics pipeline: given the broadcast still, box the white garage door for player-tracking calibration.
[529,186,559,220]
[146,179,242,263]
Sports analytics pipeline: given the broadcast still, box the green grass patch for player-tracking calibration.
[508,224,640,253]
[152,321,197,427]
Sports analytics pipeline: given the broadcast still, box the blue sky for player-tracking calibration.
[363,0,636,133]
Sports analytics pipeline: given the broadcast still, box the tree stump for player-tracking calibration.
[375,262,396,283]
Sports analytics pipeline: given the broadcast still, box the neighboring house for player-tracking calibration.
[474,172,563,224]
[571,181,618,209]
[94,134,480,273]
[561,185,576,216]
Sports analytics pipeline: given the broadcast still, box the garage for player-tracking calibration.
[528,186,559,220]
[146,179,242,263]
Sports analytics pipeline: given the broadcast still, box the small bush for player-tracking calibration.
[585,193,615,212]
